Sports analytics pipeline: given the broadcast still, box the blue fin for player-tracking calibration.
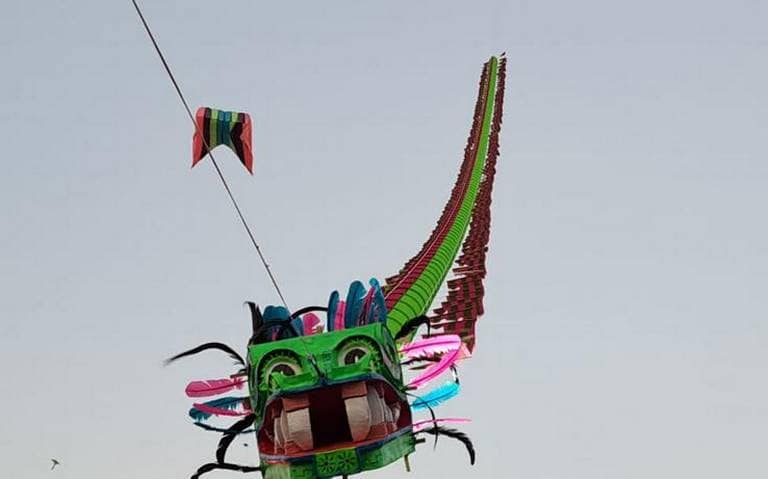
[291,317,305,336]
[368,278,388,323]
[344,280,366,329]
[188,396,246,421]
[263,305,290,322]
[327,290,340,331]
[410,382,460,411]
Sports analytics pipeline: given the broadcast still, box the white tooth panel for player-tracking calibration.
[384,405,396,433]
[366,387,385,426]
[274,413,285,451]
[286,408,314,451]
[280,413,289,448]
[383,404,393,423]
[344,396,372,442]
[390,403,401,423]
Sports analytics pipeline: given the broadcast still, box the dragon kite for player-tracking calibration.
[164,55,506,479]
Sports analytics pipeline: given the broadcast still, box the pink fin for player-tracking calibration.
[458,343,472,360]
[413,418,471,432]
[334,301,347,331]
[185,378,245,398]
[359,287,376,325]
[400,334,462,358]
[408,347,461,389]
[302,312,323,335]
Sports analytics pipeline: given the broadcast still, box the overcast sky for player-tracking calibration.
[1,1,767,478]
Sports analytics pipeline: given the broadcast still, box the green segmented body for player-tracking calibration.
[384,56,501,336]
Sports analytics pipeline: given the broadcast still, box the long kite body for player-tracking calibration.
[164,56,507,479]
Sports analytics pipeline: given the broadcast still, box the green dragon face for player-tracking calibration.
[248,322,414,478]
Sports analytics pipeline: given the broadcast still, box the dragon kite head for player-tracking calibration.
[172,278,473,479]
[246,280,415,478]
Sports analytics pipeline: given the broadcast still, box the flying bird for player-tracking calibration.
[50,459,60,471]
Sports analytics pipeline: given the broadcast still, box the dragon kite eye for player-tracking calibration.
[265,360,301,378]
[339,345,370,366]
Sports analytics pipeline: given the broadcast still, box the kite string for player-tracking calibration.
[131,0,289,310]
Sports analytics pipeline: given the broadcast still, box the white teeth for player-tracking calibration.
[366,387,385,425]
[390,403,401,424]
[343,382,373,442]
[383,404,397,433]
[274,412,285,452]
[269,383,401,454]
[383,404,393,423]
[285,408,314,451]
[366,386,389,439]
[344,396,372,441]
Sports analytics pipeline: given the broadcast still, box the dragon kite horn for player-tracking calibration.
[192,106,254,174]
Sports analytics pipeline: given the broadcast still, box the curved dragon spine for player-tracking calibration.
[384,56,505,349]
[429,57,506,350]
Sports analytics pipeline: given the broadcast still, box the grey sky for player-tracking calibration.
[1,1,767,478]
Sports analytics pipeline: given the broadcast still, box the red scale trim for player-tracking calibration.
[426,58,507,352]
[383,63,493,310]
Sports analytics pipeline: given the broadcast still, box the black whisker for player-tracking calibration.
[400,356,441,370]
[164,342,245,367]
[406,390,439,449]
[415,426,476,465]
[191,462,260,479]
[395,315,431,341]
[216,414,256,464]
[193,422,256,434]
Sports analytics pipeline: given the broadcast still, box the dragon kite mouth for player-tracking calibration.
[258,379,411,458]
